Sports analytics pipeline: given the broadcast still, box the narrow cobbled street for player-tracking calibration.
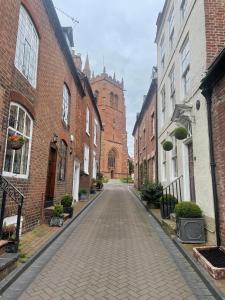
[1,182,214,300]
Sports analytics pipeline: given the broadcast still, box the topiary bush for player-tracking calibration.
[53,204,64,218]
[163,141,173,151]
[175,202,202,218]
[174,127,188,140]
[160,194,178,204]
[140,182,163,207]
[61,194,73,207]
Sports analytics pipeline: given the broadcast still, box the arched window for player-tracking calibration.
[62,84,70,126]
[15,5,39,87]
[114,95,118,110]
[58,140,67,181]
[3,103,33,178]
[108,149,116,169]
[110,92,114,108]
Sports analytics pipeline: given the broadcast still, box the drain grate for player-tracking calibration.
[199,247,225,268]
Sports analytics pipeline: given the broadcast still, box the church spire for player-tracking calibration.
[103,66,106,74]
[121,77,124,89]
[113,72,116,81]
[83,54,91,80]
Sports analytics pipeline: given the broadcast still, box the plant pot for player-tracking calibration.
[63,206,73,218]
[160,202,176,219]
[176,217,205,243]
[50,217,64,227]
[9,140,24,150]
[5,241,18,253]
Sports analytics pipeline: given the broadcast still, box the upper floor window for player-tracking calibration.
[15,6,39,88]
[161,86,166,127]
[181,35,190,97]
[84,144,90,174]
[180,0,188,20]
[110,92,114,108]
[160,34,165,69]
[62,84,70,126]
[169,66,176,113]
[58,140,67,181]
[168,6,175,51]
[114,95,118,110]
[3,103,33,178]
[86,107,90,135]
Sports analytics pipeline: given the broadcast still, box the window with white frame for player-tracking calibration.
[3,103,33,178]
[168,6,175,51]
[161,86,166,127]
[62,84,70,126]
[171,136,178,179]
[181,35,190,97]
[93,151,97,179]
[162,146,167,181]
[180,0,188,20]
[160,34,165,69]
[169,66,176,114]
[15,5,39,87]
[94,119,98,146]
[83,144,89,174]
[86,107,90,135]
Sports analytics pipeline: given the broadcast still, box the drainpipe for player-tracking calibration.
[155,82,159,183]
[202,87,221,247]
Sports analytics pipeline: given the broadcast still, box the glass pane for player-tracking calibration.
[9,105,18,129]
[22,138,29,175]
[4,142,13,173]
[17,108,25,133]
[25,115,31,137]
[13,147,22,174]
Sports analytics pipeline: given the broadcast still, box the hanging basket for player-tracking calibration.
[8,136,25,150]
[163,141,173,152]
[174,127,188,140]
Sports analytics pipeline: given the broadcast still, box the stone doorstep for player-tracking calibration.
[193,246,225,280]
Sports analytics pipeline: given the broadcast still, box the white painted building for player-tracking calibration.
[156,0,215,243]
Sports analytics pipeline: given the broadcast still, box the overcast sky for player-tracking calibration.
[53,0,164,156]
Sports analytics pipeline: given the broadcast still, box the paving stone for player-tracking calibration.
[1,184,215,299]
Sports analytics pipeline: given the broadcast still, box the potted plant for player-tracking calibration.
[174,127,188,140]
[160,194,178,219]
[8,134,25,150]
[96,173,104,190]
[140,182,163,208]
[79,188,88,201]
[175,202,205,243]
[61,194,74,218]
[163,141,173,151]
[90,178,97,194]
[50,204,64,227]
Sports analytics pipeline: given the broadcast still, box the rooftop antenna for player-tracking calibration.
[55,7,79,29]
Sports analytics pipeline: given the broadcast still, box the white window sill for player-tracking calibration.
[2,171,28,180]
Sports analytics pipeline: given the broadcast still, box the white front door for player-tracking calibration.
[72,161,80,202]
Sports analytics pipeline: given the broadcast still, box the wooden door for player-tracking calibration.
[188,142,196,202]
[45,145,57,208]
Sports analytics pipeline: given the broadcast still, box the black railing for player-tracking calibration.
[0,175,24,252]
[160,175,183,219]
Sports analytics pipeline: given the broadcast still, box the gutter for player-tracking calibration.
[201,87,221,247]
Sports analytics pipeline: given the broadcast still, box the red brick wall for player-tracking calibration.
[91,76,128,178]
[204,0,225,66]
[211,76,225,244]
[0,0,101,231]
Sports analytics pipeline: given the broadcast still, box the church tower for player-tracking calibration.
[91,67,128,179]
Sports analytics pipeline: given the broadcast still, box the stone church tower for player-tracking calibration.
[88,65,128,179]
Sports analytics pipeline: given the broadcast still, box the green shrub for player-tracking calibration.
[140,182,163,206]
[175,202,202,218]
[61,194,73,207]
[53,204,64,218]
[103,177,109,183]
[120,177,134,184]
[160,194,178,204]
[174,127,188,140]
[163,141,173,151]
[79,188,87,195]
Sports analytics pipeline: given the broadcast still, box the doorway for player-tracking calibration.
[111,170,114,179]
[45,144,57,208]
[72,161,80,202]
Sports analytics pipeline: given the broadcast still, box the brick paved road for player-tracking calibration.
[1,183,215,299]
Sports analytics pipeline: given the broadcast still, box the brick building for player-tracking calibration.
[133,72,158,188]
[0,0,102,231]
[201,47,225,246]
[155,0,225,243]
[91,69,128,179]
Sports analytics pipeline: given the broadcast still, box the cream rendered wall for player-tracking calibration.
[156,0,215,243]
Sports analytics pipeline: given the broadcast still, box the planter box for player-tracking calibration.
[193,246,225,280]
[176,218,205,243]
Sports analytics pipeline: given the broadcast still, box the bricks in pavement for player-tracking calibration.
[2,184,215,299]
